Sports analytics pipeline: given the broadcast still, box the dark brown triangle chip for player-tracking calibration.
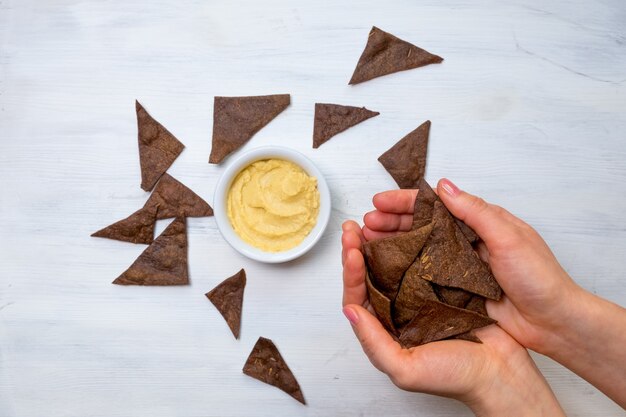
[417,201,501,300]
[362,223,433,300]
[465,295,488,317]
[393,260,438,328]
[91,205,157,244]
[378,120,430,189]
[412,178,438,229]
[398,299,495,348]
[209,94,290,164]
[455,218,479,244]
[144,173,213,219]
[312,103,379,148]
[113,217,189,286]
[413,179,479,244]
[205,268,246,339]
[366,273,397,334]
[349,26,443,85]
[136,100,185,191]
[433,285,474,308]
[243,337,306,405]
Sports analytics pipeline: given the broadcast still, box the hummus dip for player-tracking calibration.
[227,159,320,252]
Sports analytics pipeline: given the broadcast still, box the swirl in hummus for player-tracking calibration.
[227,159,320,252]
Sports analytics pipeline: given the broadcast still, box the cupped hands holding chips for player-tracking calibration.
[341,178,626,415]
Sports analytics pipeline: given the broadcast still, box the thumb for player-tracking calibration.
[343,304,407,378]
[437,178,518,245]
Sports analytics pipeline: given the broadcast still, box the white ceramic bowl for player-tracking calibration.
[213,146,331,263]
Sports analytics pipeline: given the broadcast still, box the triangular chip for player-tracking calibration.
[312,103,379,148]
[205,269,246,339]
[136,101,185,191]
[398,299,495,348]
[413,179,480,244]
[412,178,438,229]
[362,223,433,300]
[433,285,474,308]
[366,273,397,334]
[113,217,189,285]
[465,295,488,317]
[393,260,438,328]
[349,26,443,85]
[209,94,290,164]
[455,219,479,244]
[144,173,213,219]
[243,337,306,404]
[91,205,157,244]
[417,201,501,300]
[378,121,430,189]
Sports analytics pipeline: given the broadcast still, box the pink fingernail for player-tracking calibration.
[343,307,359,325]
[441,178,460,197]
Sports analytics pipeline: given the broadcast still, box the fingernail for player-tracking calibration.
[343,307,359,325]
[440,178,460,197]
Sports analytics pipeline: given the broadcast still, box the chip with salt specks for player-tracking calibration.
[378,121,431,189]
[349,26,443,85]
[209,94,290,164]
[417,200,501,300]
[91,205,157,245]
[312,103,379,148]
[136,100,185,192]
[144,173,213,219]
[205,269,246,339]
[398,299,495,348]
[112,217,188,286]
[362,223,433,300]
[243,337,306,405]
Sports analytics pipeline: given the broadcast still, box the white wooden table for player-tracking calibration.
[1,0,625,416]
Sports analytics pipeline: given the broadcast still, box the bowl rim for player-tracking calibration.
[213,146,331,263]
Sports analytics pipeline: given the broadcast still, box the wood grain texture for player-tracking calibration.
[1,0,625,416]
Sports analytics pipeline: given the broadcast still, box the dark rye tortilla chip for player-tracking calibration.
[113,217,189,286]
[205,268,246,339]
[398,299,495,348]
[465,295,488,317]
[417,201,501,300]
[413,179,480,245]
[349,26,443,85]
[393,260,438,328]
[455,219,480,244]
[362,223,433,300]
[378,121,430,189]
[136,100,185,191]
[412,178,438,229]
[91,205,157,244]
[209,94,290,164]
[366,273,397,334]
[144,173,213,219]
[243,337,306,405]
[312,103,379,148]
[433,285,474,308]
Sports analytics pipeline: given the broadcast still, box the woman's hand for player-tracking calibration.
[341,186,566,415]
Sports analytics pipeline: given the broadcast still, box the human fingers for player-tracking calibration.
[342,248,368,307]
[362,226,403,241]
[341,221,364,265]
[372,189,418,214]
[363,210,414,233]
[437,178,524,246]
[343,304,409,380]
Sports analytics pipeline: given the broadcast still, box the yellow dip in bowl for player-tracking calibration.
[226,158,320,252]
